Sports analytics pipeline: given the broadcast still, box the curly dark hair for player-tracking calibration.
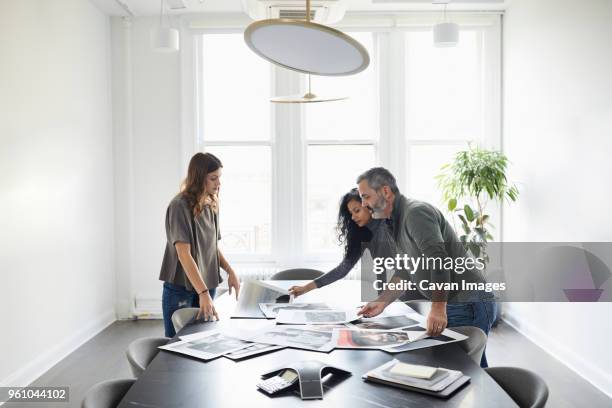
[337,188,373,259]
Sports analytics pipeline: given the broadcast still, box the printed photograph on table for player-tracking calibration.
[224,343,284,361]
[246,326,336,352]
[275,308,360,325]
[384,327,468,353]
[333,328,427,350]
[306,324,349,332]
[258,302,331,319]
[348,315,421,330]
[158,331,251,361]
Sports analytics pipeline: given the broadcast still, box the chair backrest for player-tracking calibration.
[485,366,549,408]
[171,307,199,334]
[450,326,487,365]
[270,268,324,281]
[81,379,136,408]
[126,337,169,378]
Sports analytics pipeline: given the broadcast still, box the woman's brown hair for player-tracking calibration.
[181,152,223,216]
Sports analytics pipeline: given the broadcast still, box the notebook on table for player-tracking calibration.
[363,359,470,399]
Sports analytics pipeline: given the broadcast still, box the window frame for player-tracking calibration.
[193,32,276,263]
[183,12,503,269]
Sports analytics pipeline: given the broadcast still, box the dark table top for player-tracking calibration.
[118,280,517,408]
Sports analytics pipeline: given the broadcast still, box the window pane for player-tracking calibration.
[208,146,272,254]
[405,31,482,140]
[304,33,378,141]
[407,144,465,208]
[306,145,376,253]
[201,34,271,141]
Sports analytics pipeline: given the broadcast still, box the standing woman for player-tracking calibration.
[159,152,240,337]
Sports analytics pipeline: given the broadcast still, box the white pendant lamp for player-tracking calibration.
[151,0,179,52]
[433,1,459,47]
[244,0,369,76]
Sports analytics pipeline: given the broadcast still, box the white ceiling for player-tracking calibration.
[91,0,507,17]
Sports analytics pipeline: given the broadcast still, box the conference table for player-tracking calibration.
[118,280,518,407]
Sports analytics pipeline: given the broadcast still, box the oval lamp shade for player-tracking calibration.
[433,22,459,47]
[244,19,370,76]
[151,27,179,52]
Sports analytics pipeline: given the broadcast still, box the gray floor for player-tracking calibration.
[4,320,163,408]
[487,321,611,408]
[7,319,611,408]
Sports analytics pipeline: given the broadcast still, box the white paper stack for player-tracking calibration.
[363,359,470,398]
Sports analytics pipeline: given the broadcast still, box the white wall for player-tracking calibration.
[111,16,183,317]
[0,0,115,386]
[502,0,612,397]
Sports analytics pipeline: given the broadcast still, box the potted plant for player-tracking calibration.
[436,144,519,264]
[436,145,518,324]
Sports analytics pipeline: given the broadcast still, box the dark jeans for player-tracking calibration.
[446,300,497,368]
[162,282,216,338]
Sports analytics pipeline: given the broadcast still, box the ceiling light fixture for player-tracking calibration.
[433,0,459,47]
[244,0,369,76]
[151,0,179,52]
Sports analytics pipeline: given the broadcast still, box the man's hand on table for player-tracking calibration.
[426,302,448,336]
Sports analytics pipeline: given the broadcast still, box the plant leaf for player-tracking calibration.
[464,204,475,222]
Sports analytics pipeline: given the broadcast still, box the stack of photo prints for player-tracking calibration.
[158,301,467,361]
[362,359,471,398]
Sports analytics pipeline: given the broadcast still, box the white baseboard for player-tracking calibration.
[0,310,116,388]
[503,309,612,399]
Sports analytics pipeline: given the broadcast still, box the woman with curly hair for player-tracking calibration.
[289,188,381,297]
[159,152,241,337]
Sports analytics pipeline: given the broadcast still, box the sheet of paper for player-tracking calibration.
[275,308,360,325]
[347,314,421,331]
[231,280,293,318]
[332,328,415,349]
[258,302,331,319]
[253,280,291,295]
[223,343,284,360]
[390,362,438,379]
[159,330,252,361]
[365,359,464,392]
[236,325,336,352]
[382,326,468,353]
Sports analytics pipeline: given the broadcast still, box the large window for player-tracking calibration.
[305,33,377,255]
[195,16,501,267]
[404,29,484,207]
[200,34,272,256]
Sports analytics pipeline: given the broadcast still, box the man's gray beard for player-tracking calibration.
[370,196,388,219]
[371,209,386,219]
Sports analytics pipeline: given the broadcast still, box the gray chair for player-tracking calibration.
[485,366,549,408]
[126,337,169,378]
[81,378,136,408]
[171,307,199,334]
[270,268,324,280]
[449,326,487,365]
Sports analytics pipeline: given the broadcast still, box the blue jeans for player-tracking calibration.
[446,300,497,368]
[162,282,216,338]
